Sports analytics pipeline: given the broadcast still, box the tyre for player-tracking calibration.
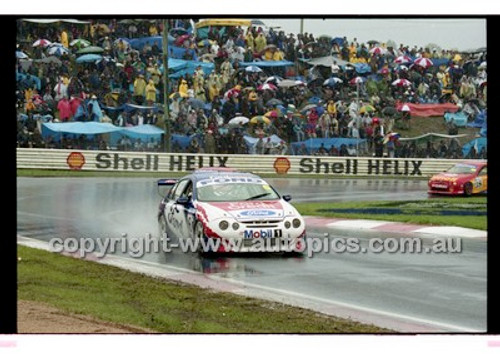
[464,182,473,197]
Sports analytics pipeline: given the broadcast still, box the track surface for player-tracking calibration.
[17,177,487,332]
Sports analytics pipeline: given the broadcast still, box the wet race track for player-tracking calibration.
[17,177,487,332]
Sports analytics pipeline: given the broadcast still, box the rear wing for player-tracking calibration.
[157,178,178,197]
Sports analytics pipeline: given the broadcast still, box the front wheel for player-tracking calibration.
[464,182,473,197]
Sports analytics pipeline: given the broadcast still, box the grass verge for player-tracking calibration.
[17,245,390,333]
[294,197,487,230]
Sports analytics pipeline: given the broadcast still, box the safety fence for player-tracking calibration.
[17,148,483,177]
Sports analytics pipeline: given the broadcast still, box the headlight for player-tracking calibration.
[292,218,301,228]
[232,222,239,230]
[285,221,291,229]
[219,220,229,230]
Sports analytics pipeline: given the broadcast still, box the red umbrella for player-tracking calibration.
[394,55,412,64]
[414,57,433,69]
[392,79,412,87]
[32,39,52,47]
[257,83,278,91]
[369,47,386,55]
[174,34,191,46]
[349,76,365,85]
[378,67,390,75]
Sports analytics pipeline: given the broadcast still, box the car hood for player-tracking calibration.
[430,173,474,183]
[196,200,295,221]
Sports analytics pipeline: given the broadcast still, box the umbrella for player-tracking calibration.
[414,57,433,69]
[278,79,306,88]
[170,27,189,36]
[378,67,390,75]
[392,79,412,87]
[367,40,380,45]
[16,51,29,59]
[323,77,343,87]
[359,104,376,114]
[96,55,117,65]
[47,46,69,56]
[369,46,386,55]
[382,107,398,116]
[263,44,277,51]
[197,39,216,47]
[394,55,412,64]
[75,54,103,64]
[265,110,283,119]
[266,98,284,107]
[257,83,277,91]
[245,65,263,73]
[400,104,411,112]
[453,54,463,62]
[187,98,205,109]
[383,132,401,144]
[47,42,64,48]
[175,34,191,46]
[250,115,271,125]
[77,46,105,54]
[349,76,365,85]
[300,104,317,113]
[264,76,283,84]
[228,116,249,126]
[70,38,91,47]
[32,39,52,47]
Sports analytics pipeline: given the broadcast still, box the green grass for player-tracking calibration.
[294,197,487,230]
[17,245,390,333]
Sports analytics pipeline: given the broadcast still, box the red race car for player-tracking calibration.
[428,161,487,196]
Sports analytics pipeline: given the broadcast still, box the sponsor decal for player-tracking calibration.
[244,229,282,239]
[66,152,85,170]
[299,158,422,176]
[274,157,291,174]
[211,201,282,211]
[239,210,277,217]
[197,177,265,187]
[96,153,159,171]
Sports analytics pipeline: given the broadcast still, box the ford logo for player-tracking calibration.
[240,210,276,217]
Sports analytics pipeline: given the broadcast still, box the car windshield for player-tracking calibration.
[446,164,478,174]
[197,183,280,202]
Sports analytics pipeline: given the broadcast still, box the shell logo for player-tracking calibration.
[273,157,291,174]
[66,152,86,170]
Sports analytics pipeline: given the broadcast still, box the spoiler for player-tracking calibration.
[157,178,178,186]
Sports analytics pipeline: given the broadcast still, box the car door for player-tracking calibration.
[473,166,487,193]
[164,179,190,239]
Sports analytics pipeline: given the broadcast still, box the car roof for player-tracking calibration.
[188,169,262,183]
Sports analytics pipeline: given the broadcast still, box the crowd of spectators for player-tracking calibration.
[16,18,487,158]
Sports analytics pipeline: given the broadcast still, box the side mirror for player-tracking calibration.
[283,195,292,202]
[176,196,190,206]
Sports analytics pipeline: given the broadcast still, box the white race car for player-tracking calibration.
[157,168,306,253]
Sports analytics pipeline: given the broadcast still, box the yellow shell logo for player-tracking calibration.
[273,157,290,174]
[66,152,86,170]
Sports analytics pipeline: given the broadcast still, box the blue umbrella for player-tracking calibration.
[76,54,103,64]
[308,96,322,104]
[323,77,343,87]
[47,46,69,56]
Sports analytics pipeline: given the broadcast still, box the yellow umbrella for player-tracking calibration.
[250,116,271,124]
[359,104,376,114]
[453,54,462,62]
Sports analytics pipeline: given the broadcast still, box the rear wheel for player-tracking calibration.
[464,182,473,197]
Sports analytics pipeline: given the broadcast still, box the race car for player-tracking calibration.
[157,168,306,253]
[428,161,487,196]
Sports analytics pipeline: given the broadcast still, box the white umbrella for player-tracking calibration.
[245,65,263,73]
[400,104,411,112]
[392,79,412,87]
[369,46,387,55]
[228,116,250,126]
[394,55,412,64]
[47,46,69,56]
[16,51,29,59]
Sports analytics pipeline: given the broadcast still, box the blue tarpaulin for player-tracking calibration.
[171,134,197,149]
[467,110,486,128]
[42,122,122,136]
[128,36,197,60]
[291,137,366,154]
[243,134,285,154]
[161,59,215,78]
[444,111,468,127]
[109,124,164,145]
[462,137,487,157]
[353,63,371,74]
[238,60,295,67]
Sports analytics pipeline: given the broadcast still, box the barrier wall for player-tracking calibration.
[17,148,482,178]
